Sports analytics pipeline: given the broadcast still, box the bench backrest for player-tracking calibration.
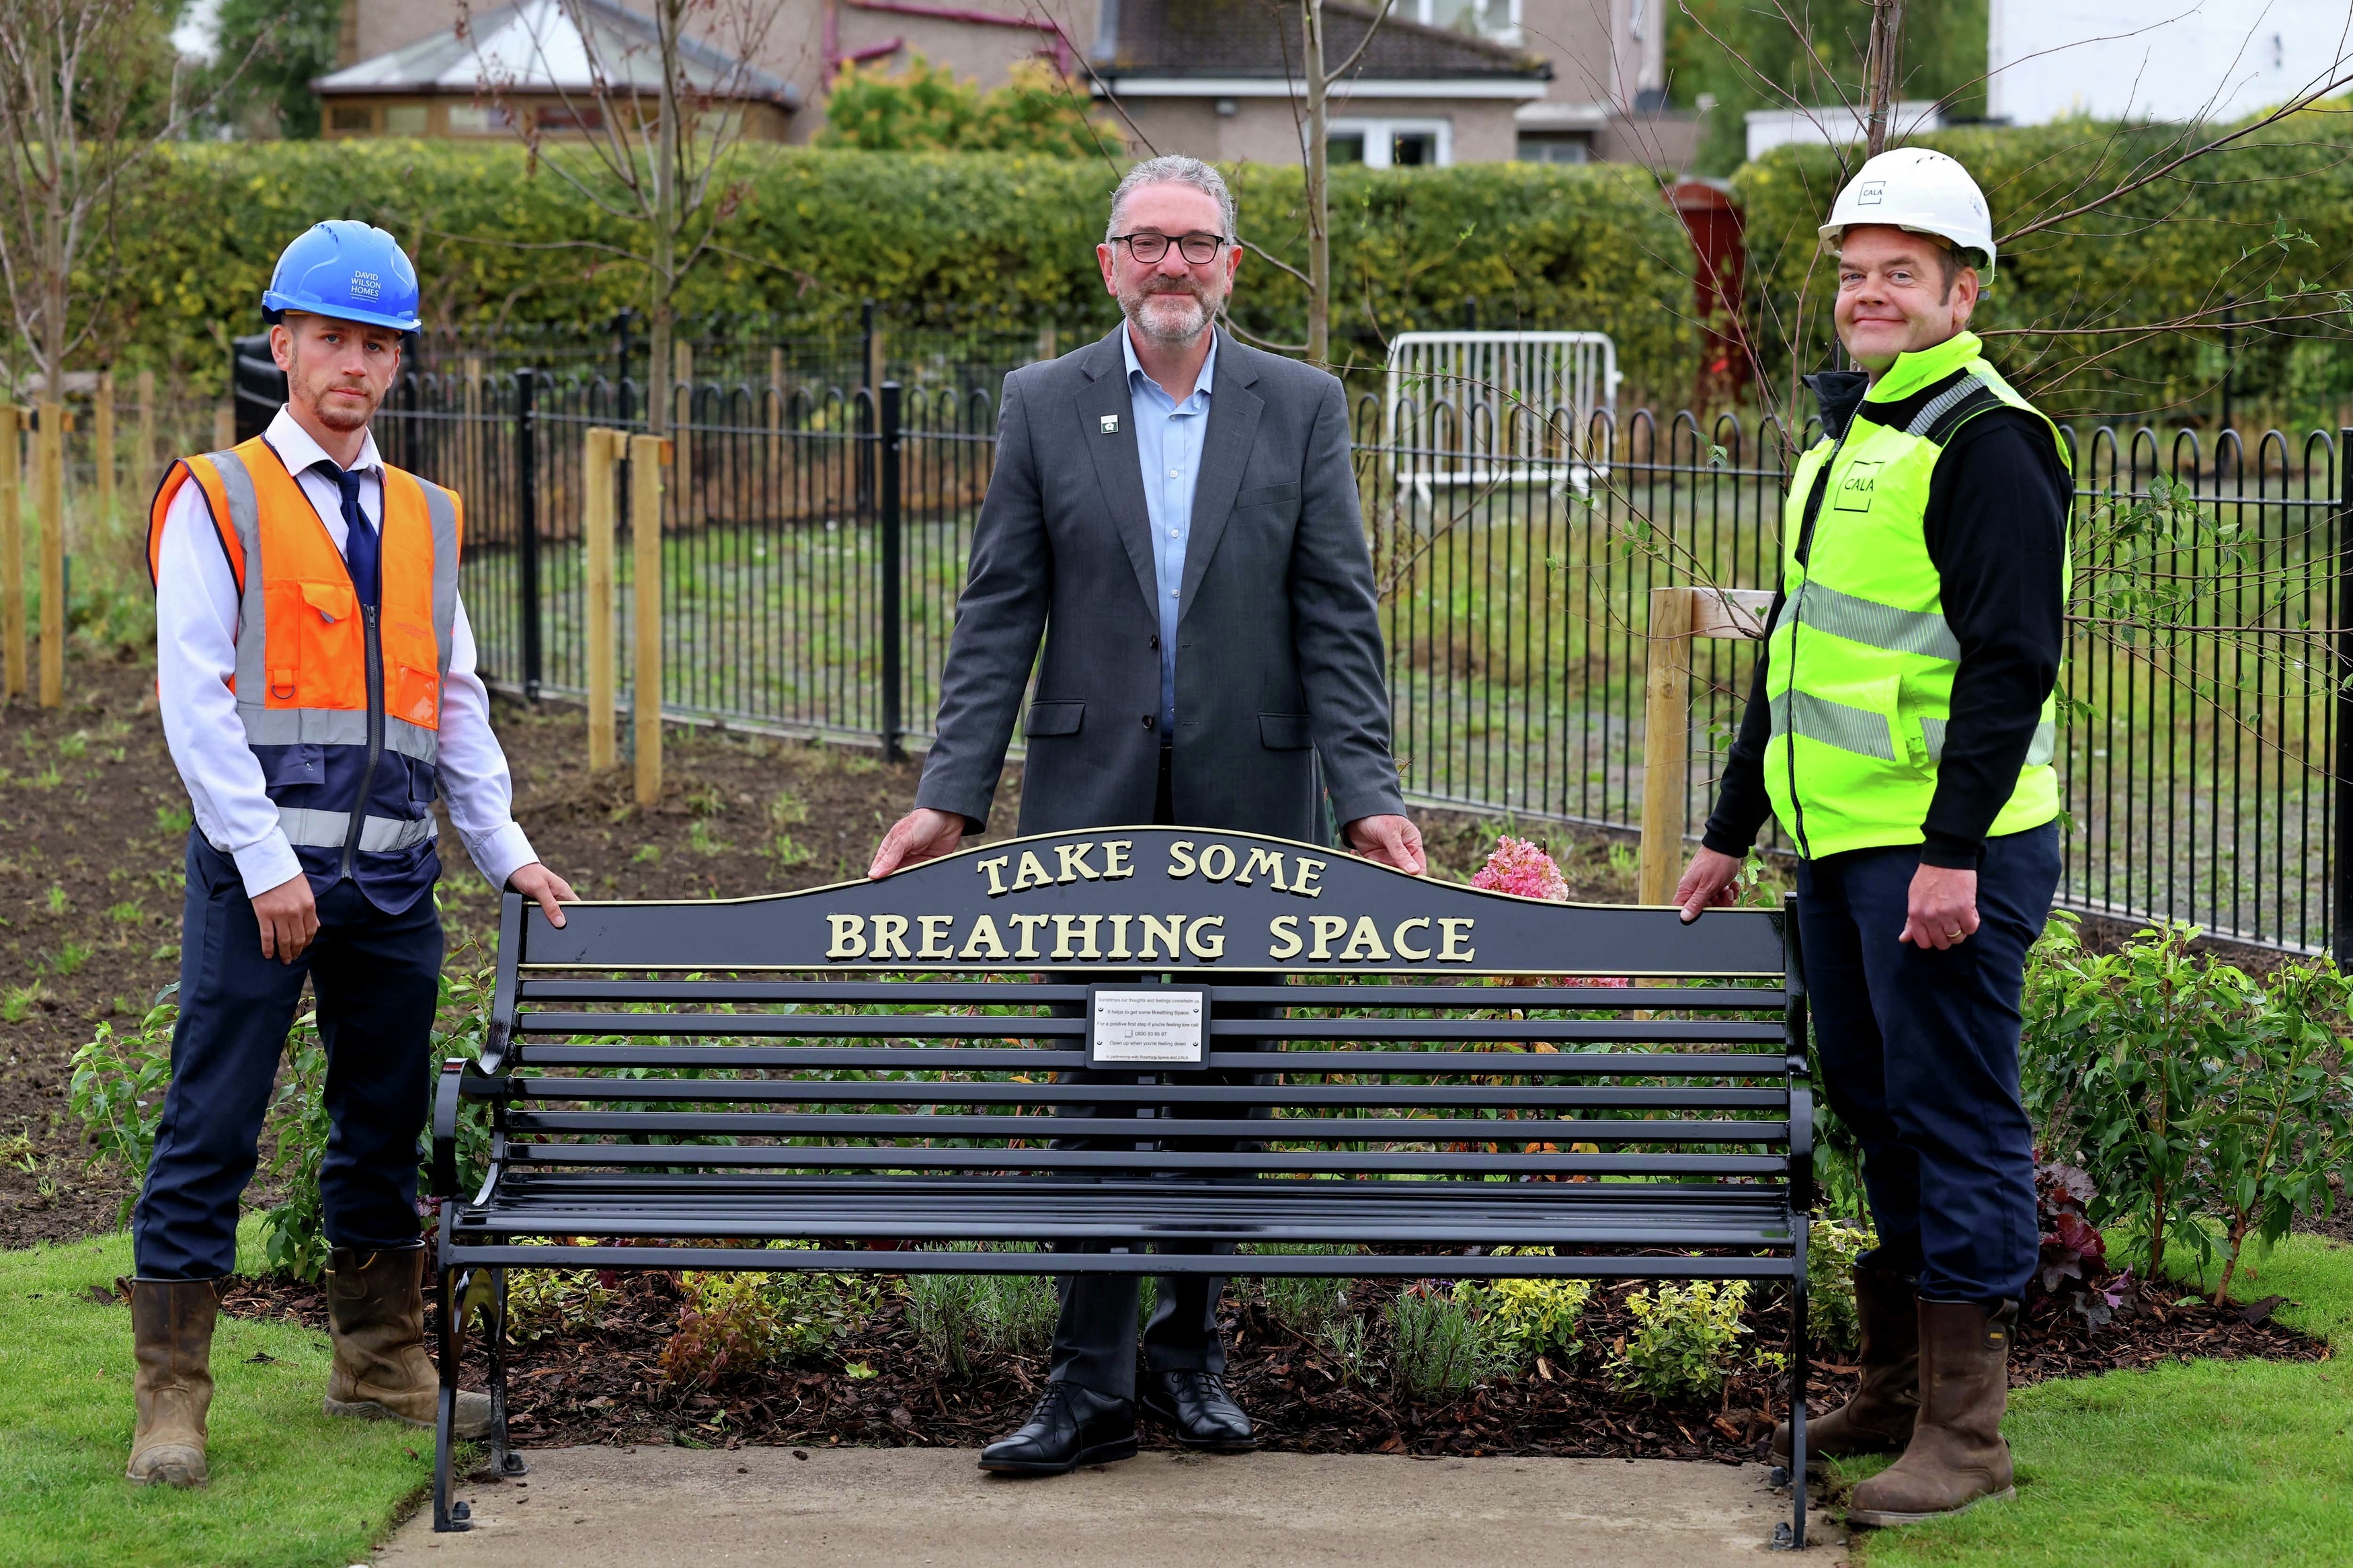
[454,827,1804,1199]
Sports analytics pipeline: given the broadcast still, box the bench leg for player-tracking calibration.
[432,1264,471,1532]
[487,1266,528,1479]
[1773,1219,1811,1551]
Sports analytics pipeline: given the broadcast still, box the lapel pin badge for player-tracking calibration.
[1100,414,1119,435]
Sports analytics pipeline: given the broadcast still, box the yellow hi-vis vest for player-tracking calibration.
[1763,331,2070,860]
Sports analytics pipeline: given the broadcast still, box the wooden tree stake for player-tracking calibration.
[630,433,670,806]
[94,372,116,524]
[36,402,63,706]
[1638,586,1776,905]
[584,427,620,773]
[0,408,21,699]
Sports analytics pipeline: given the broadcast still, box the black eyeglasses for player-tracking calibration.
[1109,231,1229,265]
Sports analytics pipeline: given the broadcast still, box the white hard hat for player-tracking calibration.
[1819,148,1996,277]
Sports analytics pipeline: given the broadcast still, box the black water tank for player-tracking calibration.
[230,333,287,444]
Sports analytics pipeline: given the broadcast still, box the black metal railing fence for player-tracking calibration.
[371,364,2350,957]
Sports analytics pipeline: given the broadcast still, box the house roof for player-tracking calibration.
[311,0,798,107]
[1098,0,1547,83]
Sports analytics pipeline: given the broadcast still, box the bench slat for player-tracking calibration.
[513,1012,1788,1045]
[501,1110,1790,1143]
[504,1045,1794,1076]
[438,1241,1803,1279]
[502,1143,1789,1177]
[502,1080,1792,1110]
[515,980,1788,1012]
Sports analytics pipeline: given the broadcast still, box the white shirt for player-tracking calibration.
[153,407,539,900]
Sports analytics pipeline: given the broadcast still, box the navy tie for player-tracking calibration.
[325,464,378,609]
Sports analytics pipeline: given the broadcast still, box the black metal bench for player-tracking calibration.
[428,825,1816,1546]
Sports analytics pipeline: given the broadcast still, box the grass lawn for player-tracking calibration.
[1840,1232,2353,1566]
[0,1221,436,1568]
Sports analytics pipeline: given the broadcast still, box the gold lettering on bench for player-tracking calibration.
[1185,915,1227,960]
[826,913,866,958]
[917,915,955,961]
[1051,913,1103,960]
[1007,912,1049,960]
[1235,847,1287,891]
[1055,842,1100,882]
[1268,914,1303,960]
[1439,917,1477,962]
[1101,840,1135,879]
[1011,851,1055,892]
[1337,916,1391,962]
[978,856,1012,897]
[1308,915,1347,960]
[1392,917,1433,960]
[1140,914,1186,960]
[959,914,1012,960]
[871,914,913,960]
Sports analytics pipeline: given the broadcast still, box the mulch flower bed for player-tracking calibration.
[214,1261,2325,1464]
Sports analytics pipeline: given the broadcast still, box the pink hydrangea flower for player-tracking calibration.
[1472,835,1630,989]
[1472,835,1569,901]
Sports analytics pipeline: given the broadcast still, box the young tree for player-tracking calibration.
[204,0,343,140]
[0,0,221,390]
[462,0,787,439]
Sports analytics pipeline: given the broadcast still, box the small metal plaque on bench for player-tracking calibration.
[1086,987,1207,1069]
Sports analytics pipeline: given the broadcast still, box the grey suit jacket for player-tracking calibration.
[914,326,1406,841]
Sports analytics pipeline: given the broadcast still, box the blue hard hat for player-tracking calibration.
[261,220,422,333]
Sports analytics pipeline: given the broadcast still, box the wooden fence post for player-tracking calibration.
[630,432,669,806]
[36,401,63,706]
[94,372,116,524]
[135,369,155,490]
[583,427,619,772]
[0,407,20,699]
[1638,585,1776,905]
[212,401,233,452]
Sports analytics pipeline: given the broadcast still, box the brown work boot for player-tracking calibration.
[323,1245,491,1437]
[1845,1299,2018,1527]
[1773,1263,1919,1469]
[128,1278,222,1487]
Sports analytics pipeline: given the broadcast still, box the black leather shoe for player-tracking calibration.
[978,1382,1138,1475]
[1141,1368,1259,1451]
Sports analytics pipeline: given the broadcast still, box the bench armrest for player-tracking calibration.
[481,891,525,1075]
[1786,1082,1816,1214]
[430,1057,514,1200]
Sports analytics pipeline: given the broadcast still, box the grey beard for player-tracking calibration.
[1121,284,1222,347]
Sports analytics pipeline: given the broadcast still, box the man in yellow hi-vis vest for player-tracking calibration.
[1676,149,2071,1528]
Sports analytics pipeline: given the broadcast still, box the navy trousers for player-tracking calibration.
[1795,821,2059,1305]
[132,833,443,1280]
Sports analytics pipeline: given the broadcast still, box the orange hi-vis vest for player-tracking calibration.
[149,435,462,909]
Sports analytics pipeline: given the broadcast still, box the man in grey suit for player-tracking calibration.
[869,156,1423,1475]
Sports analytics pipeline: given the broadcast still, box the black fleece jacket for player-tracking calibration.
[1701,368,2071,869]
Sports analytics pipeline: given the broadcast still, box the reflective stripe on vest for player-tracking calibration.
[1761,333,2070,860]
[277,809,440,852]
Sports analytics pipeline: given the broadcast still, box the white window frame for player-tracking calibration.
[1328,117,1453,169]
[1412,0,1523,46]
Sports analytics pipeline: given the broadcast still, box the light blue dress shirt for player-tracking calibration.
[1122,325,1217,733]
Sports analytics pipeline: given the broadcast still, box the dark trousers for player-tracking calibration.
[1045,744,1276,1400]
[132,832,443,1280]
[1795,821,2060,1304]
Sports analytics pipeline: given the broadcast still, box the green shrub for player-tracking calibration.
[2021,919,2353,1298]
[68,999,177,1223]
[1386,1281,1494,1403]
[1806,1219,1877,1356]
[97,145,1696,398]
[1453,1250,1593,1370]
[663,1255,883,1385]
[1252,1243,1357,1342]
[818,56,1115,161]
[904,1246,1058,1375]
[1608,1281,1753,1401]
[506,1254,615,1344]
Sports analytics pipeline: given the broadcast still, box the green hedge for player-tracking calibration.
[97,144,1696,397]
[1732,108,2353,426]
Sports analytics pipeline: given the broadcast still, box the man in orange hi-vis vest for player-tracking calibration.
[131,221,577,1488]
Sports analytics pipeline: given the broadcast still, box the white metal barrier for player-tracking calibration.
[1383,331,1620,501]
